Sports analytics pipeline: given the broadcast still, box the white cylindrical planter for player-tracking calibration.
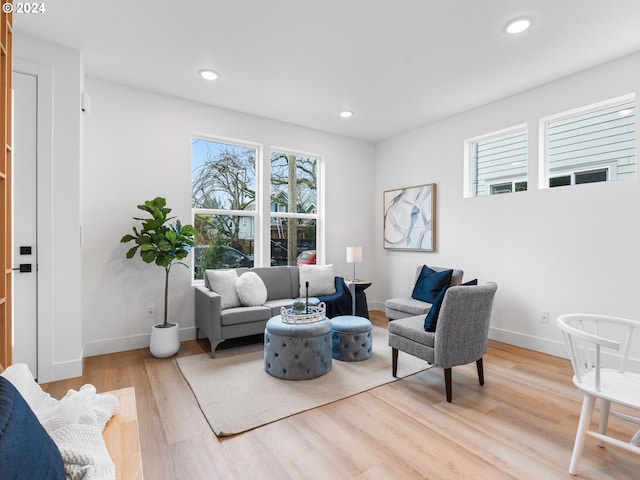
[150,323,180,358]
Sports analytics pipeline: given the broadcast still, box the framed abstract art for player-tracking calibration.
[383,183,436,251]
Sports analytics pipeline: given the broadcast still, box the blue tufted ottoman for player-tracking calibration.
[331,315,373,361]
[264,315,333,380]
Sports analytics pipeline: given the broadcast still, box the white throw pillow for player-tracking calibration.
[299,264,336,297]
[237,272,268,306]
[205,269,241,309]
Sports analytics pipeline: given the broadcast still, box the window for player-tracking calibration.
[550,168,608,188]
[540,95,636,188]
[464,125,528,197]
[191,138,258,279]
[191,138,321,279]
[489,180,528,195]
[270,150,318,266]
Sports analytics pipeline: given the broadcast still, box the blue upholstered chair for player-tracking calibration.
[388,282,497,402]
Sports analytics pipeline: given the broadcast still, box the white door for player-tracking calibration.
[12,71,38,378]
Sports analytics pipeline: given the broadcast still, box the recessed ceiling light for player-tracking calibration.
[505,18,532,34]
[339,110,353,118]
[199,69,219,81]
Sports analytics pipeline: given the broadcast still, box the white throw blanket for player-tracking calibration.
[1,364,119,480]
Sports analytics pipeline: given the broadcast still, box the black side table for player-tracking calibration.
[346,281,372,318]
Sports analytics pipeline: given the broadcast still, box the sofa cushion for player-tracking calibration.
[386,297,434,316]
[462,278,478,285]
[250,266,297,300]
[389,315,436,348]
[237,272,268,306]
[299,264,336,296]
[264,298,296,317]
[0,376,66,480]
[220,306,272,326]
[206,269,241,309]
[411,266,452,304]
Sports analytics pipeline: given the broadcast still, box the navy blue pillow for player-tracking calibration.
[423,285,449,332]
[411,266,453,304]
[462,278,478,286]
[0,376,65,480]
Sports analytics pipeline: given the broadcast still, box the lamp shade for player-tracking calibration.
[346,246,362,263]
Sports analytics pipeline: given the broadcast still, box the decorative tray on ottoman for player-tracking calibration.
[280,302,327,324]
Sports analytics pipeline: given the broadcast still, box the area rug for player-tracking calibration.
[177,326,430,436]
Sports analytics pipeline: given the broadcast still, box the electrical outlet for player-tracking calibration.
[540,311,549,324]
[146,305,155,318]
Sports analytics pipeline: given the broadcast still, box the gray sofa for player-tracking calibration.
[385,265,464,320]
[195,265,352,356]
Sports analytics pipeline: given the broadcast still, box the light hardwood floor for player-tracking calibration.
[42,311,639,479]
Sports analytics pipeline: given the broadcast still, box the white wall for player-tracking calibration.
[82,79,376,356]
[375,52,640,360]
[13,34,83,382]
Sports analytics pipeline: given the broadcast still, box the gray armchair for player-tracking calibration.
[388,282,498,402]
[385,265,464,320]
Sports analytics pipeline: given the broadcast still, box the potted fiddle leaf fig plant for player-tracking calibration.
[120,197,195,358]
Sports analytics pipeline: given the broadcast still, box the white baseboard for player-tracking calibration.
[370,305,570,358]
[489,326,569,359]
[490,326,640,372]
[370,301,386,313]
[83,326,197,357]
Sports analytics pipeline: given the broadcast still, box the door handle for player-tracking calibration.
[11,264,32,273]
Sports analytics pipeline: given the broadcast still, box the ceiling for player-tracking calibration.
[12,0,640,143]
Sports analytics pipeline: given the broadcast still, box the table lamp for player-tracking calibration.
[346,246,362,281]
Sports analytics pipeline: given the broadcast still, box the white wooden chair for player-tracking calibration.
[557,313,640,475]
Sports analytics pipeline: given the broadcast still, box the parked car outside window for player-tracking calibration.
[296,250,316,265]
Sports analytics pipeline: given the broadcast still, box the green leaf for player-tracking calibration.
[141,250,157,263]
[180,224,195,236]
[137,204,153,215]
[152,197,167,209]
[122,197,193,270]
[155,256,171,267]
[165,230,177,243]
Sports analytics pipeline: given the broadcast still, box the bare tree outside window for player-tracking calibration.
[191,139,320,278]
[191,139,257,278]
[270,152,318,265]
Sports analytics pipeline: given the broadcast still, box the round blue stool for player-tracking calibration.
[264,315,332,380]
[331,315,373,361]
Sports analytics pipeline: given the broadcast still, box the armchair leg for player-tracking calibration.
[476,358,484,385]
[444,368,452,403]
[392,348,398,377]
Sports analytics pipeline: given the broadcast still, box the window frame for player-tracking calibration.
[538,94,636,189]
[268,145,324,267]
[489,178,528,195]
[191,134,262,283]
[191,136,324,284]
[549,166,610,188]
